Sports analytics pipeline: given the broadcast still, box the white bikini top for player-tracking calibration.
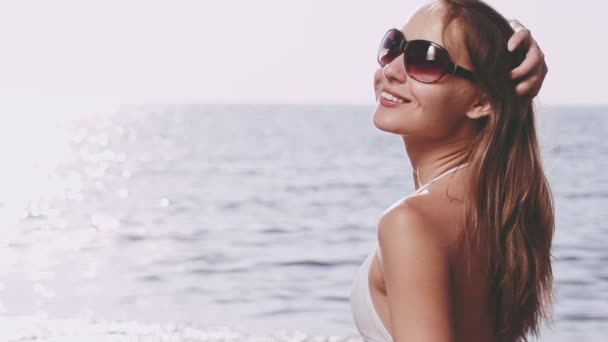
[349,163,469,342]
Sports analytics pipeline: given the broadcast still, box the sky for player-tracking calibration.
[0,0,605,109]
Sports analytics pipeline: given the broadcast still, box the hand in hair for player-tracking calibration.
[507,19,548,97]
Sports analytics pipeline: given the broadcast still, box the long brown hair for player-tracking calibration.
[439,1,555,341]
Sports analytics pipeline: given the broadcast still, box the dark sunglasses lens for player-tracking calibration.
[406,41,450,82]
[378,30,402,66]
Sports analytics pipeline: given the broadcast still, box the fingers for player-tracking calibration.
[514,74,540,96]
[514,62,548,97]
[507,20,532,51]
[510,46,545,79]
[508,19,548,97]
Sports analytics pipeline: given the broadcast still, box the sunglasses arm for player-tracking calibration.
[452,64,476,82]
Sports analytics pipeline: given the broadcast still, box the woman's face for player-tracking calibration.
[372,4,481,141]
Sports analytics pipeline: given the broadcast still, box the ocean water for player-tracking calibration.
[0,104,606,341]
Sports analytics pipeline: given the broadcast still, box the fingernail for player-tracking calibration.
[507,43,514,52]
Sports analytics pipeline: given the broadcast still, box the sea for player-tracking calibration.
[0,104,606,341]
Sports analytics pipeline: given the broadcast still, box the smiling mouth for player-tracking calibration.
[379,91,410,104]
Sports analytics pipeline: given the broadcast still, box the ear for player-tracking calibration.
[465,92,493,120]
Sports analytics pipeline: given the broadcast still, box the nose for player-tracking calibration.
[382,52,408,83]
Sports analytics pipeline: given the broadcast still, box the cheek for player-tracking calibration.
[409,83,474,137]
[420,81,474,111]
[372,83,443,136]
[373,68,383,97]
[371,76,477,138]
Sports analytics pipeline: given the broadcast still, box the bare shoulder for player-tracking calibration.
[379,189,460,251]
[376,199,456,340]
[377,200,449,263]
[380,170,468,253]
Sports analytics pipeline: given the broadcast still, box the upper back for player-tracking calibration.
[388,170,497,341]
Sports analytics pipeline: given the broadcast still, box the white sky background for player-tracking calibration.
[0,0,605,108]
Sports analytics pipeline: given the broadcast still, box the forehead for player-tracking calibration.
[401,4,446,46]
[399,3,472,69]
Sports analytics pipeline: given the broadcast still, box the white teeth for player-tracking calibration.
[380,91,405,104]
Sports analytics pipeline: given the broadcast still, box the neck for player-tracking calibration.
[403,135,473,189]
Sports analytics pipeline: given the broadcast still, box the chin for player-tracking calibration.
[372,105,409,135]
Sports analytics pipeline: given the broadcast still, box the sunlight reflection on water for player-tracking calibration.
[0,104,606,341]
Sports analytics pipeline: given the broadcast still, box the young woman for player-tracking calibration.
[350,1,553,341]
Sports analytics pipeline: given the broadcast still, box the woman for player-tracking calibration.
[350,1,553,341]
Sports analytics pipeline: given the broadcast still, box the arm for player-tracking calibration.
[508,19,548,96]
[377,206,455,342]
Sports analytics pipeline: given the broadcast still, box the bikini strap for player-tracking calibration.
[416,163,469,193]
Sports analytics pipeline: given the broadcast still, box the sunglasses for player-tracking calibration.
[378,28,475,83]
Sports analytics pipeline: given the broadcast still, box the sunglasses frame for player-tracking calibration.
[378,28,475,83]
